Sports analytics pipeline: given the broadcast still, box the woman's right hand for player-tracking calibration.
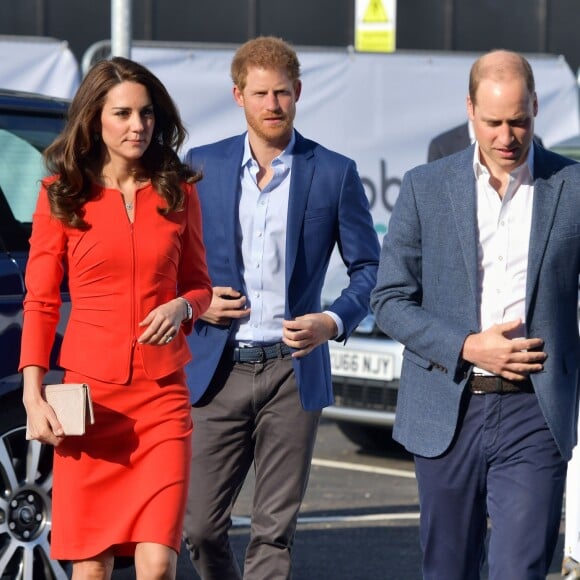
[22,366,65,446]
[24,398,65,446]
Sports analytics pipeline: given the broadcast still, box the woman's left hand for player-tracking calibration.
[137,299,187,346]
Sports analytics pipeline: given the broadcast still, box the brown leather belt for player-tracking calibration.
[468,375,534,394]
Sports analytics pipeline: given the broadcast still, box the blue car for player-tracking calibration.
[0,89,70,579]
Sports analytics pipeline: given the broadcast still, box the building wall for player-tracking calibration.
[0,0,578,74]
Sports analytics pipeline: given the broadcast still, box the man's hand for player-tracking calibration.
[283,313,338,358]
[461,319,546,381]
[200,286,251,326]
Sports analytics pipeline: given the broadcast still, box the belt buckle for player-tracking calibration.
[255,347,266,363]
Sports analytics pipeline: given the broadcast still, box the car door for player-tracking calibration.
[0,98,71,580]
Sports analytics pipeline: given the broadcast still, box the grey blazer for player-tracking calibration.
[371,144,580,459]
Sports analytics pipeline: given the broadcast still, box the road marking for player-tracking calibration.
[299,512,420,524]
[312,457,416,479]
[233,512,420,527]
[232,459,418,529]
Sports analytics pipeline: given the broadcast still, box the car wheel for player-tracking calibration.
[336,421,399,452]
[0,390,70,579]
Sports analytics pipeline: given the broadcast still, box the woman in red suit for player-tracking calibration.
[20,57,212,579]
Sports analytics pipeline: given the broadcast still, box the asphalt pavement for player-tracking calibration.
[112,418,567,579]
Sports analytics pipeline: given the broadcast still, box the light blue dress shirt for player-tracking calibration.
[234,131,342,345]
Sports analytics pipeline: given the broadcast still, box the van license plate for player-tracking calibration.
[330,348,394,381]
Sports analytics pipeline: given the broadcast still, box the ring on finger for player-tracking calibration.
[164,334,174,344]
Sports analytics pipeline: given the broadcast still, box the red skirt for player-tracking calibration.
[50,347,192,559]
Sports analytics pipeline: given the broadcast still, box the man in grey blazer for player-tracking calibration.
[427,121,472,162]
[372,49,579,579]
[182,37,379,579]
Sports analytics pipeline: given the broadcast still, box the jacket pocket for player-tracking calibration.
[549,223,580,241]
[403,348,432,369]
[304,207,332,222]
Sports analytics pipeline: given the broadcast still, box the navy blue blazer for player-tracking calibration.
[371,144,580,459]
[184,131,380,411]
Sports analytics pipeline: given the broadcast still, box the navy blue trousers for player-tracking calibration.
[414,391,567,580]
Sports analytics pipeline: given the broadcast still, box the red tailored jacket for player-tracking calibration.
[19,180,212,383]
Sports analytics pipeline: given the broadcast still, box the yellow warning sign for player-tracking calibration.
[355,0,396,53]
[363,0,389,23]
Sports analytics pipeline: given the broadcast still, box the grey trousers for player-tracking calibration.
[183,352,321,580]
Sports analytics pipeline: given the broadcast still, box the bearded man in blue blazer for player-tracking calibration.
[372,50,580,580]
[182,37,379,580]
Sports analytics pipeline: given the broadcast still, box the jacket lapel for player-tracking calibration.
[526,154,562,319]
[285,132,314,307]
[446,147,480,308]
[221,136,246,291]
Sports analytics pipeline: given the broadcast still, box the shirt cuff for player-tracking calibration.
[323,310,344,340]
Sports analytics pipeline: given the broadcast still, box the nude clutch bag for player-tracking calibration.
[26,383,95,438]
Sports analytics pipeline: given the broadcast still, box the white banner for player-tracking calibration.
[0,36,80,99]
[3,39,578,238]
[131,45,580,237]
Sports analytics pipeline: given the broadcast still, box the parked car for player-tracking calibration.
[325,315,404,450]
[551,133,580,161]
[0,89,70,579]
[321,267,404,451]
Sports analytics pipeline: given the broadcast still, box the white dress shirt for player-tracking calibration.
[472,143,535,373]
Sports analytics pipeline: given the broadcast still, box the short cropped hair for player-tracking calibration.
[469,50,535,105]
[231,36,301,90]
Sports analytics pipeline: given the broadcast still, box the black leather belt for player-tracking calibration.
[468,375,534,394]
[230,342,292,363]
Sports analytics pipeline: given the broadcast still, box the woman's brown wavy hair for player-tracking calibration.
[44,56,200,229]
